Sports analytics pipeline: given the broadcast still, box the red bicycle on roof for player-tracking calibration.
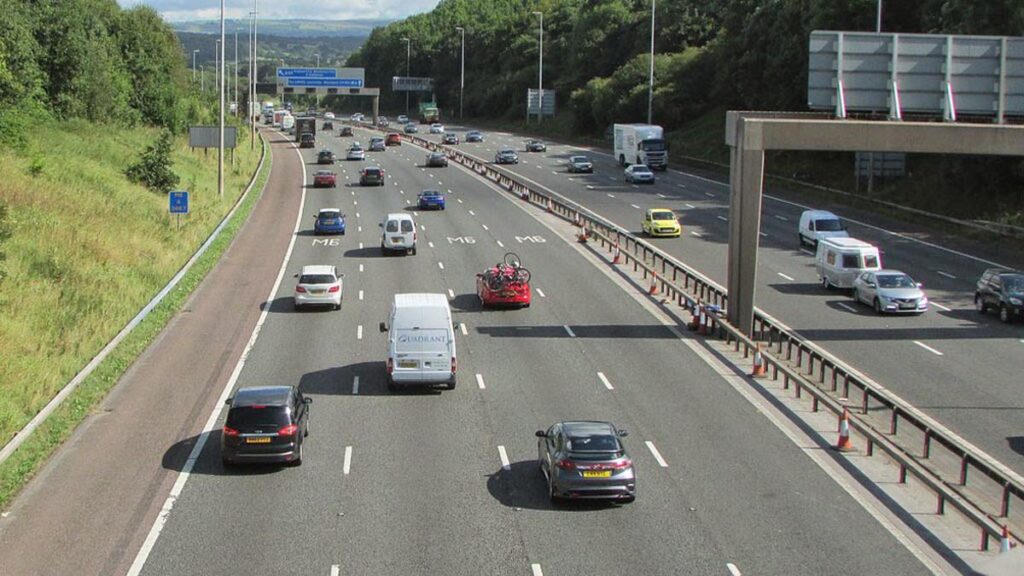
[477,253,532,308]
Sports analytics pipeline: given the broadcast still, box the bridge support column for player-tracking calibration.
[726,116,765,337]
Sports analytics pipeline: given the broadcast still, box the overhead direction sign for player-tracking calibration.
[285,78,364,88]
[392,76,434,92]
[169,191,189,214]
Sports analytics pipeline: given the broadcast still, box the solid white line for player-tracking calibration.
[777,272,795,281]
[836,302,858,313]
[690,231,702,237]
[685,203,695,209]
[331,565,340,576]
[531,564,543,576]
[931,302,952,312]
[428,241,435,248]
[438,262,445,270]
[358,290,363,301]
[359,264,364,272]
[597,371,614,390]
[800,248,815,256]
[645,441,669,467]
[352,376,360,395]
[457,198,463,203]
[704,192,715,198]
[357,325,363,340]
[448,289,455,298]
[498,445,510,470]
[727,563,742,576]
[126,137,308,576]
[717,215,728,221]
[774,214,789,221]
[630,204,641,209]
[343,446,352,475]
[937,271,957,280]
[460,322,468,336]
[497,240,505,248]
[482,224,489,231]
[476,374,486,389]
[536,288,546,298]
[607,193,616,198]
[469,210,476,216]
[564,325,576,338]
[914,341,944,356]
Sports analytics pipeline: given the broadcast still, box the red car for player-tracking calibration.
[477,253,531,308]
[313,170,337,188]
[385,132,402,146]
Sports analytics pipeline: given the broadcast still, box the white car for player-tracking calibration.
[380,213,417,255]
[294,265,343,310]
[347,145,365,161]
[397,114,409,124]
[429,123,444,134]
[324,112,335,120]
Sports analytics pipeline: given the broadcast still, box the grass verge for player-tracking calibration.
[0,127,270,509]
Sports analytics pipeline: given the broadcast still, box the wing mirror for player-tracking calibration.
[917,282,924,289]
[379,322,388,332]
[224,397,232,405]
[535,430,548,438]
[303,397,313,405]
[618,430,629,437]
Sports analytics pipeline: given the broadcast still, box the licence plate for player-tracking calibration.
[311,289,325,294]
[398,359,417,368]
[582,470,612,478]
[245,437,271,444]
[391,238,402,243]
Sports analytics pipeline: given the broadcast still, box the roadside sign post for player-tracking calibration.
[169,191,189,230]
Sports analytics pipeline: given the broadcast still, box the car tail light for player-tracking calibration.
[451,357,457,373]
[328,285,340,293]
[295,286,307,293]
[611,459,633,469]
[555,459,576,471]
[278,424,299,436]
[223,426,239,437]
[387,358,394,374]
[414,232,418,241]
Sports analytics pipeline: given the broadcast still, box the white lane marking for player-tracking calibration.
[497,240,505,248]
[400,190,405,194]
[937,271,957,280]
[460,322,468,336]
[657,193,668,198]
[331,565,340,576]
[630,204,641,209]
[359,264,364,272]
[438,181,443,185]
[447,289,455,298]
[353,200,358,206]
[597,371,614,390]
[414,212,420,217]
[536,164,543,169]
[704,192,715,198]
[914,341,944,356]
[777,272,795,281]
[457,198,463,204]
[717,215,728,221]
[438,262,445,270]
[428,241,435,248]
[357,325,363,340]
[632,184,639,189]
[774,214,789,221]
[447,189,452,193]
[552,171,559,175]
[126,138,309,576]
[800,248,814,256]
[564,325,576,338]
[498,445,510,470]
[531,564,543,576]
[931,301,952,312]
[343,446,352,475]
[690,231,703,237]
[352,376,360,395]
[677,183,687,188]
[351,191,355,196]
[476,374,486,389]
[759,232,768,238]
[358,290,363,301]
[358,242,364,250]
[536,288,546,298]
[685,203,695,209]
[420,224,426,231]
[469,210,476,216]
[836,302,858,313]
[645,441,669,467]
[607,193,616,198]
[358,226,362,232]
[587,185,595,190]
[356,212,360,218]
[482,224,489,231]
[608,176,617,181]
[727,563,742,576]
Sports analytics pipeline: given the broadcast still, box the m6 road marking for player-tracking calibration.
[312,238,342,246]
[515,235,546,243]
[448,236,476,244]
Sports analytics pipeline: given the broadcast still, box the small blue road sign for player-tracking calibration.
[169,191,189,214]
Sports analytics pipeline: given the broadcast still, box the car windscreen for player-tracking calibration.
[1002,275,1024,292]
[401,220,414,232]
[299,274,335,284]
[640,140,666,151]
[226,406,290,429]
[652,211,675,221]
[877,274,915,289]
[633,167,652,174]
[815,218,843,232]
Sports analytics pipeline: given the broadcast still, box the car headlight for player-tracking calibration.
[1010,297,1022,306]
[919,296,928,305]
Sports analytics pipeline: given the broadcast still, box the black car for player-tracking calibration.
[495,149,519,164]
[525,140,547,152]
[442,133,459,145]
[221,386,311,467]
[360,166,385,186]
[975,268,1024,323]
[299,133,315,148]
[568,155,594,173]
[466,131,484,143]
[339,126,353,137]
[323,120,334,130]
[426,152,449,167]
[317,149,335,164]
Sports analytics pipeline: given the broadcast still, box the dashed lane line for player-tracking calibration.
[476,374,486,389]
[531,564,543,576]
[352,376,359,395]
[937,271,957,280]
[914,341,944,356]
[358,290,363,301]
[460,322,468,336]
[357,325,363,340]
[836,302,858,313]
[564,325,576,338]
[645,441,669,467]
[597,372,614,390]
[536,288,546,298]
[447,289,455,298]
[777,272,795,281]
[343,446,352,475]
[498,445,510,470]
[438,262,445,270]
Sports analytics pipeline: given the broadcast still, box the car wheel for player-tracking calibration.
[411,246,417,255]
[821,276,831,290]
[387,379,399,392]
[1000,304,1011,323]
[548,476,560,503]
[874,298,883,314]
[975,295,987,313]
[446,379,456,390]
[292,442,303,467]
[221,456,233,469]
[797,233,805,247]
[294,301,302,311]
[852,289,860,305]
[334,302,341,311]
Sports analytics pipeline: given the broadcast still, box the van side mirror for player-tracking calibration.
[293,273,299,278]
[618,430,629,437]
[535,430,547,438]
[224,398,232,405]
[379,322,387,332]
[378,223,383,228]
[303,397,313,405]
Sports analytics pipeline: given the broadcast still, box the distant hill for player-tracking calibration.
[171,18,389,38]
[177,31,367,70]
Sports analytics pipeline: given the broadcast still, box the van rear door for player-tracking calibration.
[393,329,452,378]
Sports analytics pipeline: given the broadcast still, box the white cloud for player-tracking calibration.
[117,0,441,21]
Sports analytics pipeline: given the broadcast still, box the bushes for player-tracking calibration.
[125,130,180,194]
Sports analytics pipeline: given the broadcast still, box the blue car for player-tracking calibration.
[313,208,346,235]
[417,190,446,210]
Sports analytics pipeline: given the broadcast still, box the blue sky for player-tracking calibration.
[116,0,442,22]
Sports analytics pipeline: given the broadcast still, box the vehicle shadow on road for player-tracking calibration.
[486,461,620,512]
[299,362,444,397]
[162,432,282,476]
[260,296,339,314]
[449,293,483,313]
[343,247,394,259]
[769,282,836,297]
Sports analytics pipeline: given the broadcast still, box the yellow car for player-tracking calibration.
[642,208,681,237]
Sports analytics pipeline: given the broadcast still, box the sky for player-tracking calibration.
[116,0,442,22]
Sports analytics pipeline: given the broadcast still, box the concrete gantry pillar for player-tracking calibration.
[726,115,765,336]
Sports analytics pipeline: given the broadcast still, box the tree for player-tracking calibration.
[126,130,180,194]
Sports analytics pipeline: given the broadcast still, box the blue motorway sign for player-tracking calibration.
[277,67,337,79]
[286,78,364,88]
[169,191,189,214]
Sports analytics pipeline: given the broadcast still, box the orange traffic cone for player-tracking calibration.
[751,344,767,378]
[1001,525,1012,553]
[648,270,659,295]
[612,241,621,265]
[698,305,708,335]
[835,408,855,452]
[546,197,553,213]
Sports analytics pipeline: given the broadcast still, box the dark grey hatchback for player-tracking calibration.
[221,386,311,467]
[536,421,636,503]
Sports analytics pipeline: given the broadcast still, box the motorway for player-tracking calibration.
[408,123,1024,477]
[114,126,940,575]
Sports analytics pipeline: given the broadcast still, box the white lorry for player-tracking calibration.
[613,124,668,170]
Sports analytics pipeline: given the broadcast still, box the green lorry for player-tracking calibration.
[419,101,440,124]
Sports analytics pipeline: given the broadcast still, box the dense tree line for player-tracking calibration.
[348,0,1023,132]
[0,0,200,137]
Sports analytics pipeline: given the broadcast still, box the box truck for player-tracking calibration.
[613,124,668,170]
[295,117,316,143]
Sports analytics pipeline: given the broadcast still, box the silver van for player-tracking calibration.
[379,293,457,391]
[380,213,416,255]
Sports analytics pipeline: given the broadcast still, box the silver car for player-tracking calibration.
[346,145,365,161]
[625,164,655,184]
[536,421,636,503]
[852,269,928,314]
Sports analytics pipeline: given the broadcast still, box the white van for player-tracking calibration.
[816,237,882,290]
[281,114,295,133]
[380,213,417,255]
[798,210,848,247]
[380,293,457,391]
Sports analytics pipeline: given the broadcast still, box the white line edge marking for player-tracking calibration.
[931,302,952,312]
[914,341,944,356]
[357,325,363,340]
[777,272,795,281]
[563,325,576,338]
[497,240,505,248]
[498,445,510,470]
[937,271,957,279]
[645,440,668,467]
[438,261,445,270]
[836,302,858,313]
[352,376,360,395]
[331,565,340,576]
[597,372,614,390]
[126,137,309,576]
[476,373,486,389]
[531,564,543,576]
[727,563,741,576]
[343,446,352,475]
[460,323,468,336]
[358,290,363,301]
[536,288,546,298]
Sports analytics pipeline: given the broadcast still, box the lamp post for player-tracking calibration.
[402,37,411,116]
[456,26,465,120]
[218,0,225,198]
[647,0,655,124]
[876,0,882,32]
[250,4,257,149]
[192,49,199,82]
[234,32,238,115]
[314,53,321,111]
[215,39,220,96]
[532,11,543,123]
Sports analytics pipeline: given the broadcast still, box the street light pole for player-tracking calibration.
[403,37,411,116]
[192,50,199,82]
[218,0,225,198]
[532,11,543,123]
[215,39,220,97]
[314,53,321,111]
[251,2,258,149]
[647,0,655,125]
[201,65,205,92]
[234,32,238,115]
[876,0,883,32]
[456,27,465,120]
